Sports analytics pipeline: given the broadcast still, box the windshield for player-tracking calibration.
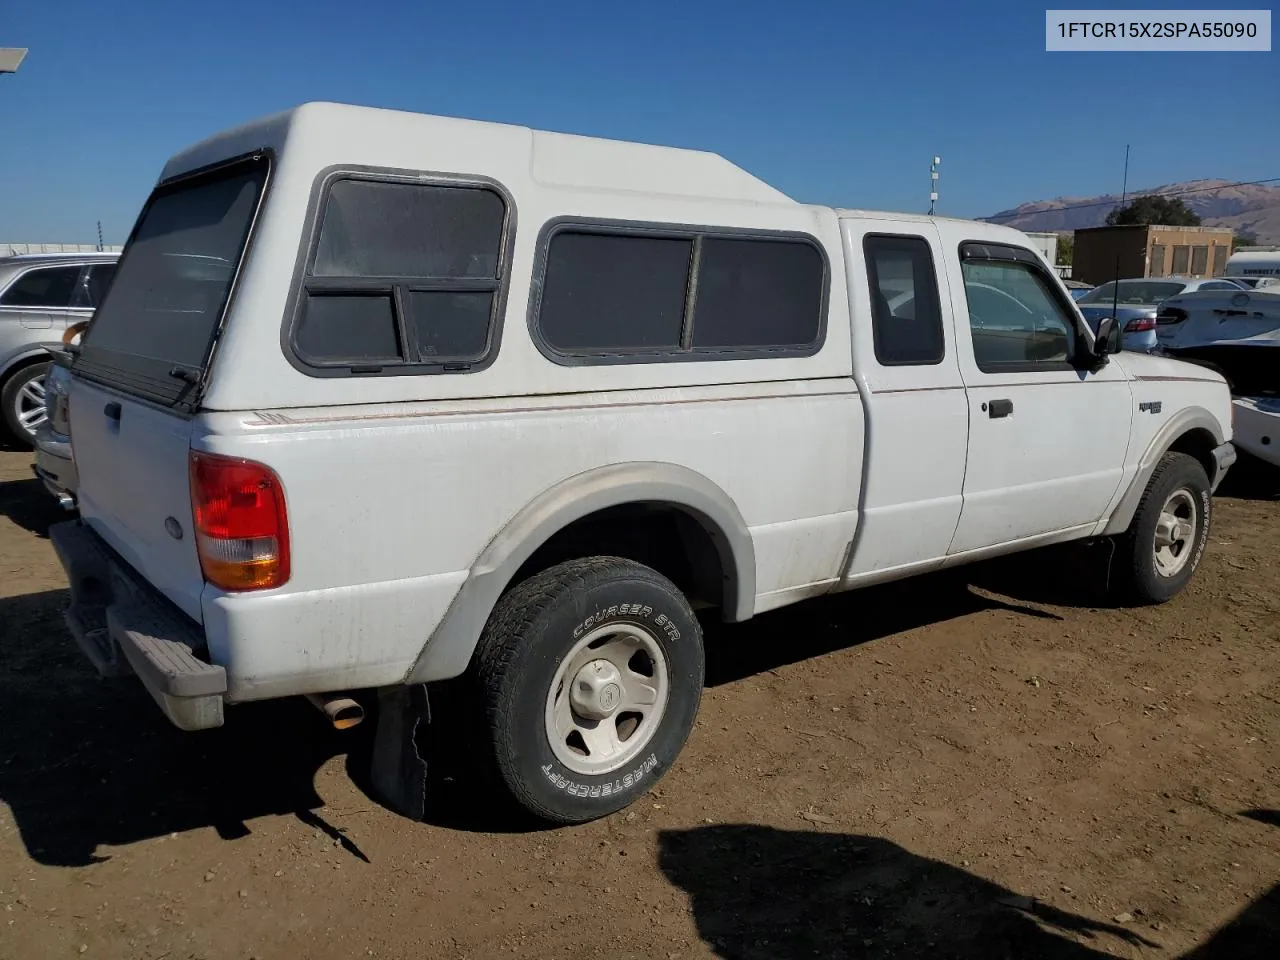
[76,155,267,406]
[1078,280,1185,305]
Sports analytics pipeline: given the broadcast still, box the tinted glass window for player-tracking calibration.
[538,232,691,352]
[534,226,827,360]
[295,295,399,362]
[961,260,1078,371]
[71,263,118,309]
[1078,280,1185,304]
[313,179,504,280]
[294,179,508,372]
[690,238,822,350]
[864,235,944,365]
[85,264,117,307]
[0,265,81,308]
[405,291,493,362]
[84,163,265,370]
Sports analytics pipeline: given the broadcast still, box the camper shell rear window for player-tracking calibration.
[74,153,269,410]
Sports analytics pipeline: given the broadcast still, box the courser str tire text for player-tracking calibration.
[473,556,704,824]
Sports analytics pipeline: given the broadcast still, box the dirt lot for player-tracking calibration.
[1,447,1279,960]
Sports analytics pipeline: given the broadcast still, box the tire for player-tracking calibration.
[1,360,51,448]
[473,556,704,824]
[1112,452,1212,605]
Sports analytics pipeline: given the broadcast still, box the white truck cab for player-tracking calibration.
[52,102,1236,824]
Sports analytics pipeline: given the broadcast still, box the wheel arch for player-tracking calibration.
[0,345,56,382]
[1102,406,1225,536]
[405,462,756,683]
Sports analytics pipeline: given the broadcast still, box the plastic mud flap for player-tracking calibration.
[49,520,227,731]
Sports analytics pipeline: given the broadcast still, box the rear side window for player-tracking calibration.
[70,263,118,309]
[0,265,81,308]
[76,155,268,408]
[533,222,826,362]
[863,235,944,365]
[291,177,509,374]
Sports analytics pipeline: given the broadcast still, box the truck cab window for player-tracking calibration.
[961,259,1077,372]
[863,235,944,365]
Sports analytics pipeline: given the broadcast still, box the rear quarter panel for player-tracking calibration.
[198,382,864,700]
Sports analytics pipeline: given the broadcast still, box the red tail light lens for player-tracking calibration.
[189,451,290,591]
[1127,317,1157,333]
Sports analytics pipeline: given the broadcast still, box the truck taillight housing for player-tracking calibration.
[189,451,290,591]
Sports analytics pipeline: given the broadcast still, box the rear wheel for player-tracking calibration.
[1,360,51,448]
[473,556,704,824]
[1112,452,1212,605]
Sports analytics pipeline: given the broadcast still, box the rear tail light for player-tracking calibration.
[1156,308,1186,326]
[1127,317,1157,333]
[189,451,290,591]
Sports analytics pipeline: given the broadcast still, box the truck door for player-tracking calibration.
[839,220,969,585]
[942,235,1132,556]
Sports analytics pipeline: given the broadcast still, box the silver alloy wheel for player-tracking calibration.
[544,622,670,777]
[15,372,48,438]
[1153,488,1198,578]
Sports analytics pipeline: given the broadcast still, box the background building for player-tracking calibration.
[1072,224,1234,285]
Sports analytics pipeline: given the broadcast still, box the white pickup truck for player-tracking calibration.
[52,102,1236,825]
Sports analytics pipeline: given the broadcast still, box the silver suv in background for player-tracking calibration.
[0,252,119,446]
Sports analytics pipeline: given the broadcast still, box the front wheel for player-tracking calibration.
[473,557,704,824]
[1111,452,1212,605]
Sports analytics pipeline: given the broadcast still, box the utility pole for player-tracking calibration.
[929,156,941,216]
[0,48,28,74]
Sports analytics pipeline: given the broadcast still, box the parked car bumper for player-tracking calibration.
[1120,328,1159,353]
[49,519,227,731]
[1231,397,1280,469]
[33,424,78,509]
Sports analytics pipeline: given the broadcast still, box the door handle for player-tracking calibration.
[987,399,1013,419]
[103,401,121,421]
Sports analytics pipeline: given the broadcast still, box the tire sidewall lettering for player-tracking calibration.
[509,576,702,817]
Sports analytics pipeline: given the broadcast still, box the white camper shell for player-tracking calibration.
[51,102,1237,824]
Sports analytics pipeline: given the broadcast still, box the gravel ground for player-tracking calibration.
[1,446,1278,959]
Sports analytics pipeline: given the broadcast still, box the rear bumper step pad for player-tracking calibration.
[50,520,226,731]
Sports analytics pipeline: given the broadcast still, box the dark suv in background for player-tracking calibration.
[0,252,119,446]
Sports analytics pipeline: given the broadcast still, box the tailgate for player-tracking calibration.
[61,153,269,622]
[69,379,206,621]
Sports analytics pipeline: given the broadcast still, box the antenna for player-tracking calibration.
[1109,144,1130,329]
[96,221,104,252]
[929,156,941,215]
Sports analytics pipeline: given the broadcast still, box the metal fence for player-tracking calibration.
[1,242,123,256]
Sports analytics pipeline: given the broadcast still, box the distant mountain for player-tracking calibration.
[984,179,1280,244]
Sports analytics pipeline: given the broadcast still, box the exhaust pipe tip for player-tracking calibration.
[306,693,365,730]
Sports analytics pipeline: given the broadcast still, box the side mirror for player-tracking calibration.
[1094,317,1121,355]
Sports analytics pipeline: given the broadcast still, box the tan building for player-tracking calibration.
[1072,224,1234,286]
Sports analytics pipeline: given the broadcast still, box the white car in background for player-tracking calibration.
[1157,287,1280,469]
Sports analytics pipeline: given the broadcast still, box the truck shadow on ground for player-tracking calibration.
[660,821,1280,960]
[0,475,64,539]
[1217,454,1280,502]
[0,587,372,867]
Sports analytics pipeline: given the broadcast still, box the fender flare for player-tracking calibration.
[0,345,57,381]
[405,461,756,684]
[1101,405,1226,537]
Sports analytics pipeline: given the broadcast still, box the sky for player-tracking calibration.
[1,0,1277,243]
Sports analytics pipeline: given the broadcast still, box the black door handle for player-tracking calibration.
[103,401,121,421]
[987,398,1013,419]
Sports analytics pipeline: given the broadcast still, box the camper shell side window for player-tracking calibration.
[282,166,517,378]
